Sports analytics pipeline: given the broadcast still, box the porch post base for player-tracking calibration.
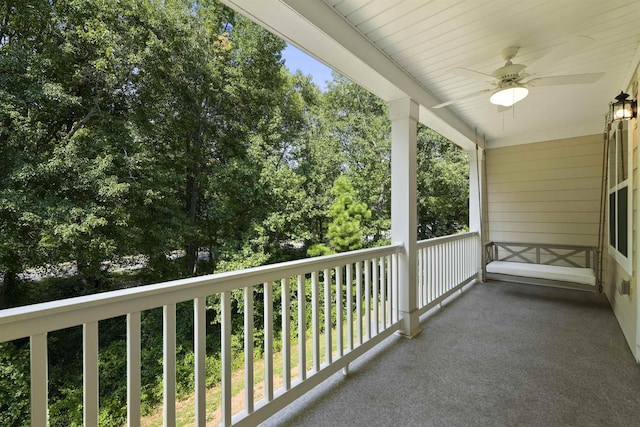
[396,310,422,338]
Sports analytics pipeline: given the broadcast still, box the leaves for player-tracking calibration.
[0,1,469,423]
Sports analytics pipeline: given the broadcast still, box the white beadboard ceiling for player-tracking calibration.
[222,0,640,148]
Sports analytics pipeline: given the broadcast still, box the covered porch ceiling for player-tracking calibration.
[221,0,640,149]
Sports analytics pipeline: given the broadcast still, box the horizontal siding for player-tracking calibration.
[489,211,600,224]
[488,165,602,184]
[488,189,599,203]
[488,154,602,174]
[490,222,597,235]
[487,134,604,247]
[488,135,604,157]
[489,177,601,193]
[488,137,603,160]
[489,201,601,213]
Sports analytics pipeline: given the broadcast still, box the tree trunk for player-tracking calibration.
[1,270,18,308]
[185,172,199,276]
[185,120,203,277]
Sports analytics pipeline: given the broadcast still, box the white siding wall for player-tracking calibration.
[486,134,604,247]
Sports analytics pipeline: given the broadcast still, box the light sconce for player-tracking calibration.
[489,82,528,107]
[609,91,637,122]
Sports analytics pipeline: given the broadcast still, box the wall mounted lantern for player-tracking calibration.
[609,91,637,122]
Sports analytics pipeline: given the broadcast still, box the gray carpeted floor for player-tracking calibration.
[260,281,640,427]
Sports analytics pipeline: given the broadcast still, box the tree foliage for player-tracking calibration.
[309,175,371,255]
[417,125,470,239]
[0,1,469,424]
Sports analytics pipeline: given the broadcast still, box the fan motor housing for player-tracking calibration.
[492,62,527,81]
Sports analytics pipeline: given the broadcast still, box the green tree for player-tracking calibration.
[322,76,391,243]
[416,125,469,238]
[309,175,371,255]
[0,0,155,294]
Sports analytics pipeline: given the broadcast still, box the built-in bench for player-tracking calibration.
[484,242,600,292]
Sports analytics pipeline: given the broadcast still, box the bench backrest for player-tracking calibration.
[485,242,599,271]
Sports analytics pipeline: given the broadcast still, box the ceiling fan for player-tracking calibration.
[433,36,604,109]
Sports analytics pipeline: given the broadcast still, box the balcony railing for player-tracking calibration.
[0,231,479,426]
[417,231,480,314]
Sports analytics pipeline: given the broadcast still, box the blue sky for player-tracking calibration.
[281,44,334,91]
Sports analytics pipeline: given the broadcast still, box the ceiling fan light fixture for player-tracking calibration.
[490,85,529,107]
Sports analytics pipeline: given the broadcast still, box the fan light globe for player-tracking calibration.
[490,86,528,107]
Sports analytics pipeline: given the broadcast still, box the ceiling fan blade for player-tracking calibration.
[450,67,495,82]
[525,36,596,75]
[525,72,604,87]
[433,89,491,109]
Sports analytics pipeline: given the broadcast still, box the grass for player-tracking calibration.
[139,313,383,426]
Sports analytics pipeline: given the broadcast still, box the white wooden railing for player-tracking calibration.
[0,233,481,426]
[0,244,404,427]
[416,231,480,315]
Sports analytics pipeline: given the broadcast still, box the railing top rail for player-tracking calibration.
[0,243,403,343]
[417,231,479,249]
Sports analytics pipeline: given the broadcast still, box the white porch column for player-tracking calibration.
[468,146,485,280]
[389,98,420,338]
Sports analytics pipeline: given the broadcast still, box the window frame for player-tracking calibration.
[607,120,632,274]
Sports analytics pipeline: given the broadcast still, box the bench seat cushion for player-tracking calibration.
[486,261,596,286]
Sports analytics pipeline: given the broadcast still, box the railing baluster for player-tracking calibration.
[244,286,254,415]
[448,242,452,289]
[336,266,343,358]
[324,268,332,364]
[387,256,392,325]
[442,243,446,293]
[30,333,48,426]
[221,292,232,427]
[438,244,443,297]
[163,304,176,425]
[450,241,455,288]
[420,248,425,305]
[426,247,432,303]
[311,271,320,373]
[356,261,363,345]
[464,239,468,281]
[468,238,472,279]
[127,312,141,427]
[393,253,398,323]
[346,263,353,352]
[263,282,273,401]
[467,238,471,277]
[417,247,423,305]
[194,298,207,425]
[364,260,371,340]
[424,248,428,303]
[83,321,99,427]
[282,278,291,390]
[463,239,467,279]
[445,242,455,292]
[298,274,306,381]
[447,241,452,291]
[373,257,379,336]
[380,256,386,328]
[451,240,460,286]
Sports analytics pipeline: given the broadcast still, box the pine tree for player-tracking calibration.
[308,175,371,255]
